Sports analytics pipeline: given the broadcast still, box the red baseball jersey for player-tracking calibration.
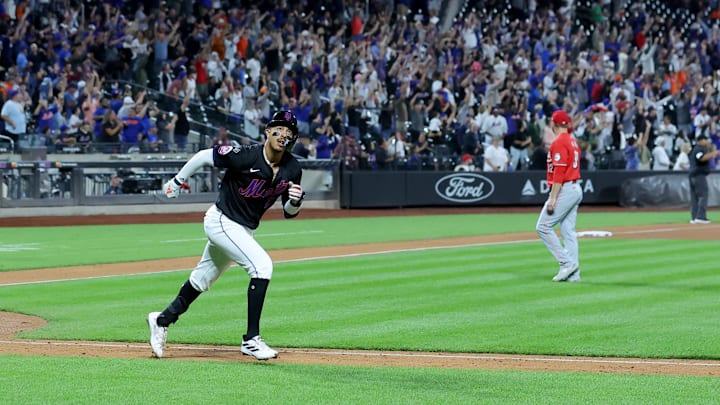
[546,132,581,186]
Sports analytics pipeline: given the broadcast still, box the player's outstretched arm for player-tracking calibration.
[164,148,214,198]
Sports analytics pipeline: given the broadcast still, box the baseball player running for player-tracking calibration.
[147,111,304,360]
[536,110,583,282]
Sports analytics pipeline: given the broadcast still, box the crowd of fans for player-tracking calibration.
[0,0,719,173]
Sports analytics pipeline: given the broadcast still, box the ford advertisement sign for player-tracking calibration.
[434,173,495,203]
[341,171,653,208]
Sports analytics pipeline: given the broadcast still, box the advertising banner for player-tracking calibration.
[342,171,653,208]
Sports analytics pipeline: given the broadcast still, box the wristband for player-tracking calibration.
[290,195,304,207]
[172,177,183,186]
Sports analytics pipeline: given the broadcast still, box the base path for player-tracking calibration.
[1,216,720,376]
[1,326,720,376]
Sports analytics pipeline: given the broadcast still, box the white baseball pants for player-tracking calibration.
[189,205,273,292]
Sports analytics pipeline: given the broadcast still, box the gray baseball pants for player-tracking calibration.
[536,182,584,268]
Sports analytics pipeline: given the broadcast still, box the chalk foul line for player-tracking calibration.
[0,238,540,287]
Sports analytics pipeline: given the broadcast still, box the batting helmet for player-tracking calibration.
[266,110,299,151]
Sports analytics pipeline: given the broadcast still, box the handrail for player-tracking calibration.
[0,134,15,153]
[111,80,262,145]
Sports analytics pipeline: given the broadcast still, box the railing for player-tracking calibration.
[0,159,340,208]
[113,80,264,147]
[0,135,15,154]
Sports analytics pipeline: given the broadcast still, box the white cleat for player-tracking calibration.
[690,219,697,224]
[566,269,581,283]
[694,219,711,224]
[241,335,278,360]
[553,263,579,282]
[147,312,167,358]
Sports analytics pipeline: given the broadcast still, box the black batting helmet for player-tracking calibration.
[266,110,299,151]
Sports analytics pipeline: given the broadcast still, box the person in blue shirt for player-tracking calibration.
[104,176,124,195]
[16,47,28,74]
[624,136,640,170]
[121,107,144,147]
[57,42,72,70]
[34,98,58,135]
[93,98,110,139]
[314,117,339,159]
[55,125,77,151]
[109,90,124,113]
[284,91,312,137]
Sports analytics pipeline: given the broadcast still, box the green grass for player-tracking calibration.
[2,237,719,359]
[2,355,719,405]
[1,210,719,402]
[0,211,702,270]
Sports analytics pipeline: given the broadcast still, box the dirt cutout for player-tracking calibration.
[1,212,720,376]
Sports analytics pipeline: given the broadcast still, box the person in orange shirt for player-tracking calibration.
[236,27,249,60]
[210,28,226,61]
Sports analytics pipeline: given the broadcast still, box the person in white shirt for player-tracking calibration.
[693,108,711,139]
[66,105,83,135]
[480,106,507,146]
[387,131,407,161]
[185,71,197,101]
[514,50,530,72]
[638,40,657,75]
[673,143,691,171]
[1,90,26,149]
[483,135,509,172]
[129,31,149,61]
[657,116,677,157]
[206,51,225,85]
[493,55,509,82]
[462,20,478,50]
[243,100,262,140]
[674,130,691,157]
[327,79,345,107]
[617,45,629,75]
[117,96,135,119]
[230,84,244,116]
[652,140,671,170]
[246,55,261,85]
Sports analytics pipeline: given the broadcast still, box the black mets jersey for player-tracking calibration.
[213,144,303,229]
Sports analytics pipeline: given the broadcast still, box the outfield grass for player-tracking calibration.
[2,236,719,359]
[2,355,719,405]
[1,211,718,402]
[0,211,700,270]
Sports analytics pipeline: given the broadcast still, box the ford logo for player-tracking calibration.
[435,173,495,203]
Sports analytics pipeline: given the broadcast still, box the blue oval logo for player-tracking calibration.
[434,173,495,203]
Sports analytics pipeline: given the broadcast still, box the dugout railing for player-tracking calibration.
[0,158,340,208]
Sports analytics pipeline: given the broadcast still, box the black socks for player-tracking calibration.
[156,280,202,327]
[155,277,270,340]
[244,278,270,340]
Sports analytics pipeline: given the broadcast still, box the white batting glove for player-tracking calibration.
[288,182,304,206]
[164,177,182,198]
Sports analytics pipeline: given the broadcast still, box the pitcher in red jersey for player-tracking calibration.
[535,110,584,282]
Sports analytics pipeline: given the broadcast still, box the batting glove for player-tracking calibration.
[164,177,182,198]
[288,182,304,206]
